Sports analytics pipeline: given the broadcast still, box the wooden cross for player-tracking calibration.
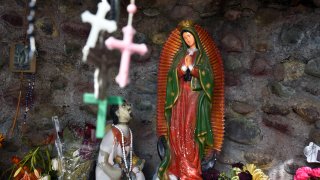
[81,0,117,62]
[87,46,119,99]
[83,93,123,138]
[105,3,148,88]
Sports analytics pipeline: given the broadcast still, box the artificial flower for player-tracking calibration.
[51,158,59,171]
[33,169,40,178]
[8,147,52,180]
[203,163,269,180]
[238,171,253,180]
[21,172,31,180]
[294,167,312,180]
[243,164,269,180]
[294,167,320,180]
[232,167,243,176]
[311,168,320,177]
[11,155,21,165]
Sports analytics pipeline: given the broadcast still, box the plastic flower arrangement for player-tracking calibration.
[294,167,320,180]
[203,162,270,180]
[51,118,100,179]
[3,147,54,180]
[230,163,269,180]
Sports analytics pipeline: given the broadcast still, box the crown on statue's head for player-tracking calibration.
[178,20,195,31]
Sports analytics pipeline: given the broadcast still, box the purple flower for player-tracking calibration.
[238,171,253,180]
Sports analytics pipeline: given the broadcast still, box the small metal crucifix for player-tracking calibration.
[81,0,117,62]
[105,1,148,88]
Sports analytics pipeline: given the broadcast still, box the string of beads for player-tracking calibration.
[112,124,133,179]
[23,73,35,124]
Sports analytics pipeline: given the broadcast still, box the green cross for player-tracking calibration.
[83,93,123,138]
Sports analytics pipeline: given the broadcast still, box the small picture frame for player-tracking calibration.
[9,43,36,73]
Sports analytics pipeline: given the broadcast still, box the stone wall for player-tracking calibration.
[0,0,320,179]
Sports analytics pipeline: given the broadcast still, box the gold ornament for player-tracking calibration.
[178,20,195,31]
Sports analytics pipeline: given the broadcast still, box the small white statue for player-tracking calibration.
[304,142,320,163]
[96,102,145,180]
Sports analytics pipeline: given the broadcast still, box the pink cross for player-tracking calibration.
[105,4,148,88]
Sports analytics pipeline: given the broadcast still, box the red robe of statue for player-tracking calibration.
[168,52,202,180]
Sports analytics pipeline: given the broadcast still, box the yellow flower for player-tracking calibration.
[0,133,4,148]
[243,164,270,180]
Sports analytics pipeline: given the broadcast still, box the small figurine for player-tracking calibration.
[156,20,225,179]
[96,102,145,180]
[304,142,320,163]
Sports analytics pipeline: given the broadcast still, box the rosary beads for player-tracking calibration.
[112,124,133,179]
[23,73,35,124]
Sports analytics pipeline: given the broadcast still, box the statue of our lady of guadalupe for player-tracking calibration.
[156,20,225,180]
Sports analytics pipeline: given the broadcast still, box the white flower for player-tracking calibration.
[51,158,59,171]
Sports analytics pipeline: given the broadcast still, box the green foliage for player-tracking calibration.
[4,146,54,179]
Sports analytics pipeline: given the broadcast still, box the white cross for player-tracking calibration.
[81,0,117,62]
[105,3,148,88]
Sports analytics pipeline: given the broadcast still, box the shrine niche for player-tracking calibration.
[9,43,36,73]
[1,0,320,179]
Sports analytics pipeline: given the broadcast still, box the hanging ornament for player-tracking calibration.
[87,45,119,99]
[27,0,37,61]
[83,93,123,138]
[8,0,37,137]
[105,0,148,88]
[81,0,117,62]
[10,0,37,73]
[23,73,35,125]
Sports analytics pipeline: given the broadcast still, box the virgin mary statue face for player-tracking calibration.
[182,31,196,49]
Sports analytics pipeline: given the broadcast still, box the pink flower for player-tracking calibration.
[311,168,320,177]
[294,167,312,180]
[294,167,320,180]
